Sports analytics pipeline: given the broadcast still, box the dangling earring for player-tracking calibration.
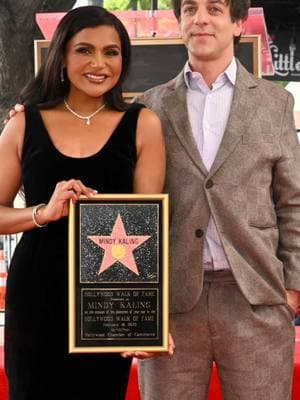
[60,66,65,83]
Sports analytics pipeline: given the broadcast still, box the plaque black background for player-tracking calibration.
[72,198,165,349]
[80,203,159,282]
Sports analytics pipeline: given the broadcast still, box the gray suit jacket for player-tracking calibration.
[137,60,300,314]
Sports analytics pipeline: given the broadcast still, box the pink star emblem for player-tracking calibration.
[88,214,151,275]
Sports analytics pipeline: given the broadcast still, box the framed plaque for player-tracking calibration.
[68,194,169,353]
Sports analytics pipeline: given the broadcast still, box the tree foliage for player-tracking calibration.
[105,0,171,11]
[0,0,76,122]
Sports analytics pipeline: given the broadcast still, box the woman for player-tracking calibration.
[0,6,168,400]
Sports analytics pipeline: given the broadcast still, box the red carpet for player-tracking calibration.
[1,327,300,399]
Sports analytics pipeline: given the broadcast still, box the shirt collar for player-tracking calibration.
[184,57,237,91]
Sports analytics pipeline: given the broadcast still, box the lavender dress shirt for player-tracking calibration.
[184,58,237,271]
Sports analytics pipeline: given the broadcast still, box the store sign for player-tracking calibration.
[268,32,300,81]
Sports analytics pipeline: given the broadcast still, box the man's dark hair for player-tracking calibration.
[20,6,131,111]
[172,0,251,23]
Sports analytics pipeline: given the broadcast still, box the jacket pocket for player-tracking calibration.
[248,221,277,229]
[283,303,296,320]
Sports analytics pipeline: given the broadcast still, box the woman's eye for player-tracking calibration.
[76,47,91,54]
[105,49,120,56]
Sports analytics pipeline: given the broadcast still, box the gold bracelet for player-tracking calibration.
[32,203,47,228]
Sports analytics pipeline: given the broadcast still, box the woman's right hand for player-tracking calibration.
[34,179,97,226]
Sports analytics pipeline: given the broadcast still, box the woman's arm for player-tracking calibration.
[0,112,96,234]
[0,112,32,234]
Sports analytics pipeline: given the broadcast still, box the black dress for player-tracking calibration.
[5,103,144,400]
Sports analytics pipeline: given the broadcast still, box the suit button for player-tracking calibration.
[195,229,203,238]
[205,179,214,189]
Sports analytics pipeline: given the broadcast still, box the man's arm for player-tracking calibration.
[273,92,300,311]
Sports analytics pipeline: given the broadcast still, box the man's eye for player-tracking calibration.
[182,6,197,15]
[209,6,222,15]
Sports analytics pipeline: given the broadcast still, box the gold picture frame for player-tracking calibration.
[68,194,169,353]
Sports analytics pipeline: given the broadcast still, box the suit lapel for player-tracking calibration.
[209,62,261,177]
[163,73,208,176]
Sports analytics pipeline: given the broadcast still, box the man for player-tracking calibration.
[137,0,300,399]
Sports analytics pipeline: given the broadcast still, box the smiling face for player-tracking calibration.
[64,24,122,102]
[180,0,243,67]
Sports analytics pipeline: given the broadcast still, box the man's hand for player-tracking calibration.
[121,333,175,360]
[286,289,300,313]
[3,104,24,125]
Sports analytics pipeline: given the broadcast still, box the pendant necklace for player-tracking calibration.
[64,98,105,126]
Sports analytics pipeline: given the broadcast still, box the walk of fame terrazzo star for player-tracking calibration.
[88,214,151,275]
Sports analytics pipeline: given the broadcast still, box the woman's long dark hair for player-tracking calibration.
[20,6,131,111]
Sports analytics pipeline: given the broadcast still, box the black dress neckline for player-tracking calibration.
[34,106,128,160]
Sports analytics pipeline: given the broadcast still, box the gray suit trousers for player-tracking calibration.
[138,271,295,400]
